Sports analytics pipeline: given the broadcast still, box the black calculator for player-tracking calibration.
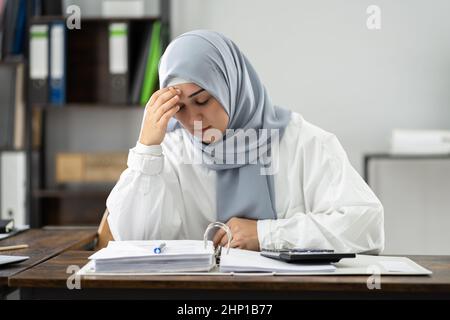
[260,248,356,264]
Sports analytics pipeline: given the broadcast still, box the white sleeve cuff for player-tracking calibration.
[135,141,163,156]
[257,219,274,250]
[127,147,164,176]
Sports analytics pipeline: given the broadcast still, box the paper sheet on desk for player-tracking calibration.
[378,261,418,273]
[89,240,215,260]
[0,225,30,240]
[219,248,336,273]
[77,252,432,276]
[333,255,432,275]
[78,246,336,276]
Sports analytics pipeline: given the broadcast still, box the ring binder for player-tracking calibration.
[203,222,232,255]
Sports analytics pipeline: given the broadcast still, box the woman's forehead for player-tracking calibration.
[175,83,206,96]
[174,83,210,98]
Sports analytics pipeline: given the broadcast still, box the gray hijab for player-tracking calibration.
[159,30,291,223]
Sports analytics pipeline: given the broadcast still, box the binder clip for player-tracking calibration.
[203,222,232,256]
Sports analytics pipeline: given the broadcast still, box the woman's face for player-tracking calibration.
[172,83,229,143]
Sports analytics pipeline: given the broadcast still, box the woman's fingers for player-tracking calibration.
[213,228,226,247]
[155,95,180,122]
[147,87,170,108]
[140,87,181,146]
[149,86,179,107]
[220,235,238,248]
[219,235,230,247]
[153,87,181,113]
[214,230,234,248]
[159,104,180,126]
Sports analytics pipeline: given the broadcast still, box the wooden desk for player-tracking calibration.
[9,251,450,300]
[0,229,97,298]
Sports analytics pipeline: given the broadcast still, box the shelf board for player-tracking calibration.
[0,147,27,152]
[365,153,450,160]
[0,57,26,65]
[30,15,160,24]
[32,103,144,110]
[33,189,111,198]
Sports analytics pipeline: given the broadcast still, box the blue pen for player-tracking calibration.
[153,242,166,254]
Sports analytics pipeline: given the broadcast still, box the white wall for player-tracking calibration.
[171,0,450,172]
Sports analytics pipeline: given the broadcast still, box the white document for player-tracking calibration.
[0,255,29,266]
[379,261,418,273]
[78,251,432,277]
[333,255,432,275]
[90,240,214,260]
[89,240,216,273]
[0,225,30,240]
[219,248,336,273]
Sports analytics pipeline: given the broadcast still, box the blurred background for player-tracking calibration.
[1,0,450,255]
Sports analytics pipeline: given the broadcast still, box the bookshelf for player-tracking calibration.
[23,0,171,227]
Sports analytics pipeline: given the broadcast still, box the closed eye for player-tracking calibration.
[196,99,210,106]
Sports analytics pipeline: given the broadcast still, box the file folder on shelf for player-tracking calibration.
[139,20,161,106]
[29,24,49,104]
[1,151,27,227]
[0,62,25,149]
[0,63,17,148]
[130,22,153,105]
[49,21,66,105]
[108,22,129,104]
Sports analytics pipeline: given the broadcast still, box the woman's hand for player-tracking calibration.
[139,87,181,146]
[213,217,260,251]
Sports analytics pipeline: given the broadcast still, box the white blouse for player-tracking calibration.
[106,112,385,254]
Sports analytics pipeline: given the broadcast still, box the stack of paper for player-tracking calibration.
[391,129,450,155]
[219,248,336,273]
[89,240,216,273]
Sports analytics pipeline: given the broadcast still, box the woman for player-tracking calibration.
[106,30,384,254]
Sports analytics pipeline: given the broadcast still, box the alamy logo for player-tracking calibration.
[66,5,81,30]
[178,121,281,176]
[366,265,382,290]
[367,5,381,30]
[66,265,81,290]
